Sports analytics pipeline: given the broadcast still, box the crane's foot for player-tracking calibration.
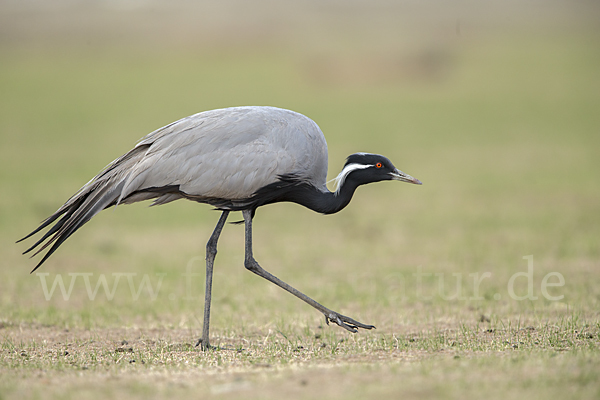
[324,311,376,333]
[195,338,217,351]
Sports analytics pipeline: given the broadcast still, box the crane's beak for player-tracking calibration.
[390,169,422,185]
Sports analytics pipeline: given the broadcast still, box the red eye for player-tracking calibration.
[376,162,383,168]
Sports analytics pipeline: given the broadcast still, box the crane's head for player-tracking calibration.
[333,153,421,194]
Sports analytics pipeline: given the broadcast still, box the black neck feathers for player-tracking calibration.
[242,174,360,215]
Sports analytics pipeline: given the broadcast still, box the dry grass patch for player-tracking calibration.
[1,319,599,400]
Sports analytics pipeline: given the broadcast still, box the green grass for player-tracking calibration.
[1,1,600,399]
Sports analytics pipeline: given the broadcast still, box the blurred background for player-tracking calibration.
[0,0,599,330]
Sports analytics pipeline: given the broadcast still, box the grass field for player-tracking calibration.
[1,1,600,399]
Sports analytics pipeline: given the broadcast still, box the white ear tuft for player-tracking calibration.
[329,163,373,195]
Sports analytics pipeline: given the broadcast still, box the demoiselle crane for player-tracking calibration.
[19,106,421,350]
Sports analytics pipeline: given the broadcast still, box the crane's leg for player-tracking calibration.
[197,210,229,350]
[241,210,375,333]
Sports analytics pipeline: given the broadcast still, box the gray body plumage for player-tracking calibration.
[94,106,328,208]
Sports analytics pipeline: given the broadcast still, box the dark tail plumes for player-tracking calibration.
[18,144,150,273]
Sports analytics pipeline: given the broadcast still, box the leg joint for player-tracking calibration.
[244,257,259,272]
[206,240,218,257]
